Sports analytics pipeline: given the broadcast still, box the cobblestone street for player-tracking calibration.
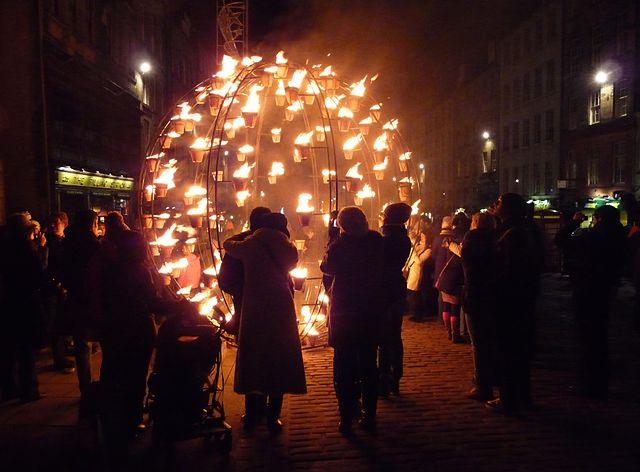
[1,274,639,471]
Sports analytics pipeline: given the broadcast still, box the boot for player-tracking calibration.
[442,312,452,340]
[451,316,463,343]
[267,394,284,434]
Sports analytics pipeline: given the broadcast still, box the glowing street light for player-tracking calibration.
[140,62,152,74]
[482,131,490,140]
[594,70,609,84]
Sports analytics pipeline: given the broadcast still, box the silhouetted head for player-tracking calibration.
[116,230,148,265]
[249,206,272,231]
[338,206,369,237]
[261,212,290,237]
[495,193,527,225]
[383,202,412,225]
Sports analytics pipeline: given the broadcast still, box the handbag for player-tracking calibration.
[434,254,455,291]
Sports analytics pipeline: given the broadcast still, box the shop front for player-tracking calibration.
[55,166,135,222]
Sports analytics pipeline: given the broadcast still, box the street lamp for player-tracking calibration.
[594,70,608,84]
[482,131,490,140]
[140,61,152,74]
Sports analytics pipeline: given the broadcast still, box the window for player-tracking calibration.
[588,157,599,186]
[534,67,543,98]
[503,168,510,191]
[513,78,521,107]
[522,165,529,194]
[544,161,553,193]
[512,122,520,149]
[546,60,555,92]
[533,114,541,144]
[617,80,629,117]
[566,159,577,180]
[533,163,541,194]
[589,90,601,124]
[522,119,530,147]
[613,142,626,184]
[502,126,510,151]
[490,150,497,172]
[592,26,603,65]
[523,72,531,102]
[503,84,511,111]
[545,110,554,141]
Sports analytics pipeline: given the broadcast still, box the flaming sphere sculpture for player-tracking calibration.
[139,52,421,347]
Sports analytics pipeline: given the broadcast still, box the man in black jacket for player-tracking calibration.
[378,203,412,396]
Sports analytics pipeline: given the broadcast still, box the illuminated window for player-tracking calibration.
[617,80,629,117]
[544,161,553,193]
[588,157,599,186]
[589,90,601,124]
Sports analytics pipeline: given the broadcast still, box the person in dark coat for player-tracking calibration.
[568,204,626,399]
[487,193,539,415]
[44,212,75,373]
[320,206,384,435]
[97,230,185,465]
[378,202,412,396]
[218,206,271,427]
[223,212,306,434]
[436,213,468,343]
[457,212,498,401]
[0,213,46,402]
[60,210,101,416]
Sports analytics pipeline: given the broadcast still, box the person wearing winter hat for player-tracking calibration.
[378,203,412,396]
[321,206,384,435]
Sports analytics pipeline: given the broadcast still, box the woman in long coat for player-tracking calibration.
[223,212,306,433]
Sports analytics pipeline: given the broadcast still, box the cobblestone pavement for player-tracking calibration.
[1,275,639,471]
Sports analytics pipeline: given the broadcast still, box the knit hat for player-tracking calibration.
[383,202,412,225]
[337,206,369,237]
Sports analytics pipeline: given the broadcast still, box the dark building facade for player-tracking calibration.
[0,0,213,224]
[560,0,640,206]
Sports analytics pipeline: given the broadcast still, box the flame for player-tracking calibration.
[241,55,262,66]
[242,83,264,114]
[233,162,254,179]
[146,152,165,160]
[373,157,389,171]
[321,169,336,178]
[216,55,239,79]
[271,127,282,136]
[158,262,172,274]
[316,125,331,133]
[236,190,250,202]
[185,185,207,198]
[373,133,389,152]
[370,103,382,112]
[264,65,278,74]
[319,292,330,304]
[356,184,376,199]
[187,198,208,216]
[343,134,363,151]
[319,65,335,77]
[238,144,254,154]
[276,80,286,97]
[232,117,245,129]
[345,162,363,179]
[199,296,219,316]
[412,199,422,215]
[350,75,367,97]
[269,161,285,176]
[325,94,344,110]
[296,193,314,213]
[212,137,228,147]
[167,131,181,139]
[177,285,192,295]
[211,80,238,98]
[294,131,314,146]
[177,103,191,116]
[157,224,178,247]
[290,267,308,278]
[371,73,379,82]
[399,177,415,184]
[287,101,304,113]
[399,151,412,161]
[275,50,288,65]
[190,137,210,150]
[173,257,189,270]
[337,107,353,119]
[383,119,399,131]
[288,69,307,89]
[359,117,373,125]
[154,167,177,189]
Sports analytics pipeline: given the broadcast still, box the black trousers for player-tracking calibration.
[466,303,497,393]
[378,299,405,385]
[333,343,378,421]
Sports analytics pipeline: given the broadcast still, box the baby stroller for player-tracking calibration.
[146,312,232,454]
